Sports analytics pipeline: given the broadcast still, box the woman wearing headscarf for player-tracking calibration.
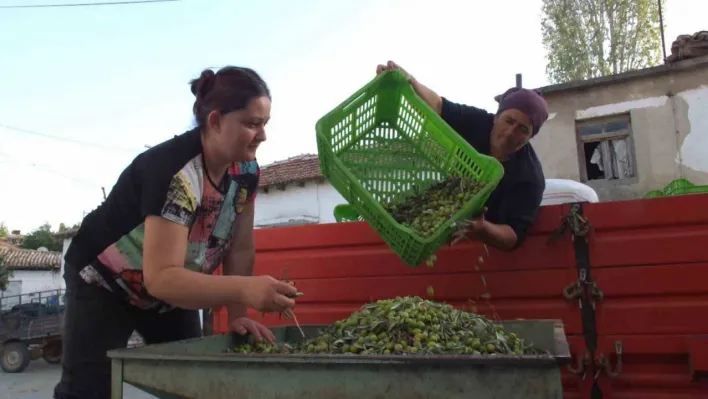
[376,61,550,252]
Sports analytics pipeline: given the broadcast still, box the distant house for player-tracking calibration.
[532,53,708,201]
[255,154,346,228]
[0,241,18,250]
[4,230,24,247]
[0,246,63,310]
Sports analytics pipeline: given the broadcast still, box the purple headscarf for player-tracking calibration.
[494,87,549,137]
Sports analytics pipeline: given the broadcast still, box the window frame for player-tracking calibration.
[575,113,638,183]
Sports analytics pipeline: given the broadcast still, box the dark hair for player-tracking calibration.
[189,66,271,128]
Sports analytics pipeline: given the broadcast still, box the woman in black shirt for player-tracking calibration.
[54,66,298,399]
[376,61,549,252]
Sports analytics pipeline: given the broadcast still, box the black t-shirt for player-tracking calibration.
[64,128,260,311]
[440,97,545,246]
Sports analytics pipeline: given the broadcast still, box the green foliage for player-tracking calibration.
[0,222,8,240]
[20,223,63,252]
[0,254,10,291]
[541,0,665,84]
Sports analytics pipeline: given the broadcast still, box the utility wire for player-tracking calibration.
[0,0,179,9]
[0,123,143,153]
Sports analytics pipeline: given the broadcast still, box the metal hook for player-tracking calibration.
[599,341,624,379]
[567,351,590,379]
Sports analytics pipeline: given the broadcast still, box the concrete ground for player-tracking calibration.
[0,360,156,399]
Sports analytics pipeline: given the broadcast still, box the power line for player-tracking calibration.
[0,123,143,153]
[0,0,179,9]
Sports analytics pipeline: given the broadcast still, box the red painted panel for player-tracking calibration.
[596,297,708,335]
[287,270,576,303]
[591,262,708,335]
[594,264,708,297]
[254,205,564,252]
[255,233,574,279]
[589,226,708,268]
[254,221,382,251]
[688,336,708,375]
[583,194,708,231]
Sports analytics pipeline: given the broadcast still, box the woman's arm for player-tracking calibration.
[477,181,544,252]
[377,61,494,142]
[142,215,256,309]
[476,221,518,252]
[222,201,257,322]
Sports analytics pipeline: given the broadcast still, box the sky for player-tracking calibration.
[0,0,705,233]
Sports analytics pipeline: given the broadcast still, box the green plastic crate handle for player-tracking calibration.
[316,70,408,133]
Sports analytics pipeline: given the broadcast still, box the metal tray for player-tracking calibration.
[108,319,571,399]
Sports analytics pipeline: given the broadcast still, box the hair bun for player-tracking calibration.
[190,69,216,97]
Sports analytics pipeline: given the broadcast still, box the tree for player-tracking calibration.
[20,223,62,252]
[541,0,664,84]
[0,254,10,291]
[0,222,8,241]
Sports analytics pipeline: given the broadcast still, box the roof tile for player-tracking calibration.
[259,154,323,187]
[0,247,62,271]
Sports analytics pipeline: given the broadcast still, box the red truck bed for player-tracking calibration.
[212,194,708,399]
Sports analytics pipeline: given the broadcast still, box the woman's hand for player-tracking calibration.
[230,317,276,343]
[376,61,419,88]
[451,207,519,251]
[241,275,298,313]
[451,207,489,244]
[465,207,489,236]
[377,60,413,79]
[375,60,443,114]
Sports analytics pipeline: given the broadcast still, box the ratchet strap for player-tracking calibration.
[568,203,602,399]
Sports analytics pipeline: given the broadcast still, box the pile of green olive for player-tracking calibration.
[227,296,541,357]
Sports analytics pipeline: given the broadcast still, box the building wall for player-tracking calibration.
[1,269,63,310]
[533,60,708,201]
[254,181,346,227]
[8,269,64,294]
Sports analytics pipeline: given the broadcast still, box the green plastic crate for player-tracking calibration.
[644,178,708,198]
[333,203,364,223]
[315,69,504,266]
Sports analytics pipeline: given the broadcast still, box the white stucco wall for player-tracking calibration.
[254,181,346,227]
[1,269,64,310]
[574,96,669,120]
[7,269,64,294]
[676,85,708,174]
[569,87,708,177]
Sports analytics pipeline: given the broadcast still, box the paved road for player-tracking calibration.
[0,361,156,399]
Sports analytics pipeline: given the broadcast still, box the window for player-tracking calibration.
[576,114,636,182]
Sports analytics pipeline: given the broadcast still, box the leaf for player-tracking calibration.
[0,255,10,291]
[541,0,663,84]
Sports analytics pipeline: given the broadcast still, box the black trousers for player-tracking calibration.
[53,263,202,399]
